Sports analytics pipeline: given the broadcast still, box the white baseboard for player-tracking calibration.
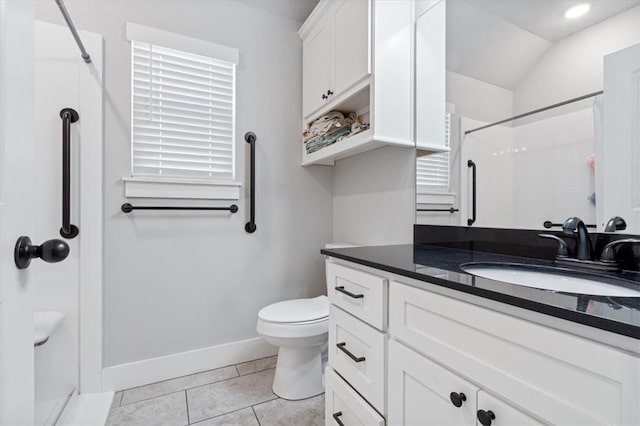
[57,391,114,426]
[102,337,277,391]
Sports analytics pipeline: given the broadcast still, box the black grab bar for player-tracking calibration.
[467,159,476,226]
[245,132,257,233]
[121,203,238,213]
[60,108,79,239]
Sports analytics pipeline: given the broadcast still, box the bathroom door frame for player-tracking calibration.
[0,8,105,423]
[0,1,37,423]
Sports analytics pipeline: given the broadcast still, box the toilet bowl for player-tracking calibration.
[256,243,355,400]
[257,296,329,400]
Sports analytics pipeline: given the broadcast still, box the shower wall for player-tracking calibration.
[460,107,596,229]
[33,21,103,424]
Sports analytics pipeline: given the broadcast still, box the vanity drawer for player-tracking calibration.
[325,367,385,426]
[326,262,387,330]
[329,304,386,413]
[389,281,639,425]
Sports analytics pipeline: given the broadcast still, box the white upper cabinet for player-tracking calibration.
[302,17,334,117]
[301,0,371,119]
[299,0,414,166]
[415,0,447,152]
[333,0,370,96]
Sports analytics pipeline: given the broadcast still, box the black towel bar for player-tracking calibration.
[417,207,459,213]
[121,203,238,213]
[543,221,596,229]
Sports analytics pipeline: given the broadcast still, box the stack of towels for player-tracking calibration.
[303,111,368,154]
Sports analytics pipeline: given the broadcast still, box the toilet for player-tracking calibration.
[256,243,353,400]
[257,295,328,400]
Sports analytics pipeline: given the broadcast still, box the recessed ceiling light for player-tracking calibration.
[564,3,591,19]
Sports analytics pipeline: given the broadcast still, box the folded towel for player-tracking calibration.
[303,111,358,144]
[306,126,352,154]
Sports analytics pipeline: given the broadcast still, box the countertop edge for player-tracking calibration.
[321,248,640,340]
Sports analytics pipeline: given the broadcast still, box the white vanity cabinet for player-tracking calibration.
[388,339,543,426]
[324,258,640,426]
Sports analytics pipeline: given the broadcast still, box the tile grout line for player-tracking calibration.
[117,367,258,408]
[251,406,262,426]
[185,390,191,425]
[185,368,276,393]
[112,369,278,423]
[119,357,275,394]
[117,356,276,407]
[189,402,276,426]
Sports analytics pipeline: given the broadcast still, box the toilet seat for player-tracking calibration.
[257,296,329,340]
[258,295,328,324]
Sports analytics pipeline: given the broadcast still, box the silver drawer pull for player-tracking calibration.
[335,286,364,299]
[337,342,366,362]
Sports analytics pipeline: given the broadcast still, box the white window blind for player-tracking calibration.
[132,40,235,181]
[417,113,451,193]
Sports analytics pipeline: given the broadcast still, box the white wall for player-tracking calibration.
[446,71,513,124]
[333,146,415,246]
[514,5,640,114]
[35,1,333,367]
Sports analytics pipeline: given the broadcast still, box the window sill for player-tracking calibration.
[123,177,241,200]
[416,192,456,205]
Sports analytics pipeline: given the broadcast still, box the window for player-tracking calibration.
[417,113,451,194]
[124,23,240,199]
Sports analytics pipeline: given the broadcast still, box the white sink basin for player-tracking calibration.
[460,264,640,297]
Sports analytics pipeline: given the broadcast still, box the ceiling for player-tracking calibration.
[447,0,640,89]
[470,0,640,42]
[239,0,320,23]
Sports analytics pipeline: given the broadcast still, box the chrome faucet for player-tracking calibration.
[562,217,592,260]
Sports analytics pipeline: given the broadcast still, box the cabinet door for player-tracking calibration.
[415,0,447,151]
[476,391,545,426]
[325,367,385,426]
[388,339,479,426]
[302,17,333,118]
[333,0,371,95]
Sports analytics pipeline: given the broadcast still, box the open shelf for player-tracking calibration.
[302,128,381,166]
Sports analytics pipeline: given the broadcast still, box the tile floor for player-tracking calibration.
[106,356,325,426]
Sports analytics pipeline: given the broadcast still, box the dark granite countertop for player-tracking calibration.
[321,244,640,340]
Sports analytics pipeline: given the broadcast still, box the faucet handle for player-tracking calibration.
[600,238,640,263]
[538,234,571,258]
[604,216,627,232]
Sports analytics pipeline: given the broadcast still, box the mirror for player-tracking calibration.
[415,0,640,233]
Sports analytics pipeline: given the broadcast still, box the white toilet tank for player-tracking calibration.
[324,242,357,250]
